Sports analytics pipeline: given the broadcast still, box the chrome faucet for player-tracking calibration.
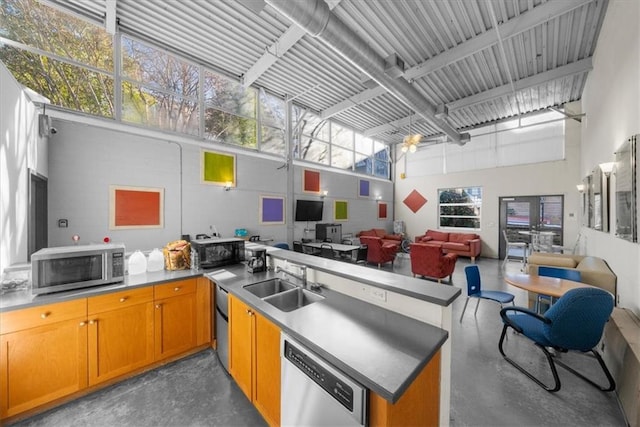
[276,264,307,288]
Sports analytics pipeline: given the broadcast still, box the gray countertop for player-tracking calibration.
[1,251,458,403]
[209,251,454,403]
[0,269,203,311]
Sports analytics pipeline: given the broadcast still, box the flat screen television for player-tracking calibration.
[295,199,323,222]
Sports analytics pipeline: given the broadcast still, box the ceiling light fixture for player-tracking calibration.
[401,113,421,153]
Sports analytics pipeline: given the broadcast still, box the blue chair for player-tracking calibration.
[460,265,515,322]
[536,266,582,313]
[499,287,615,392]
[273,242,290,250]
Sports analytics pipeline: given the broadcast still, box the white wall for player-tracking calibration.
[47,118,393,252]
[0,62,47,273]
[580,0,640,314]
[394,112,581,260]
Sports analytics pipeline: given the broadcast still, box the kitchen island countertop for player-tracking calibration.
[1,250,457,404]
[209,250,456,403]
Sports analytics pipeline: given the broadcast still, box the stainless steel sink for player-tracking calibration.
[263,288,324,312]
[243,278,297,298]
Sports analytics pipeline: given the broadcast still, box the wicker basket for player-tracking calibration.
[163,240,191,270]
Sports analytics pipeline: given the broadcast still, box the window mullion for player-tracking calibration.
[114,31,122,122]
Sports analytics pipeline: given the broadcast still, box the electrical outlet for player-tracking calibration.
[360,285,387,302]
[369,288,387,302]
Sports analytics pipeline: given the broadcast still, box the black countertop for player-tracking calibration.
[0,250,458,403]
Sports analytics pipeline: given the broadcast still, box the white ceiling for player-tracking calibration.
[48,0,608,145]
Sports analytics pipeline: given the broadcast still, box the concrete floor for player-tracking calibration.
[11,256,626,427]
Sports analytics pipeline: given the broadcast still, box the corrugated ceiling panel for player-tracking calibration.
[38,0,608,144]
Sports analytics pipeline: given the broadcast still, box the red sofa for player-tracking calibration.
[357,228,402,248]
[414,229,481,263]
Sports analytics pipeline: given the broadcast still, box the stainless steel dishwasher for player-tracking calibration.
[281,333,366,426]
[215,283,229,372]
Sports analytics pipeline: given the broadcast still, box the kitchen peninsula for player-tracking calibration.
[0,249,459,426]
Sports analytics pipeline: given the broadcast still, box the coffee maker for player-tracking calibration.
[247,248,267,273]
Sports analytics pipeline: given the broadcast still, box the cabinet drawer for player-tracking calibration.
[0,299,87,334]
[154,279,197,300]
[88,287,153,314]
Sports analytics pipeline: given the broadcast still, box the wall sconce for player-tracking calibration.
[375,195,382,200]
[224,181,233,191]
[321,190,328,198]
[576,184,585,192]
[599,162,615,177]
[599,162,615,233]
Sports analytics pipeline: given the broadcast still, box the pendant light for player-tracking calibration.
[401,113,421,153]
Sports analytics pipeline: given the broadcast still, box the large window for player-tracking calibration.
[121,37,199,134]
[0,0,114,117]
[259,90,285,156]
[204,71,257,147]
[1,0,391,180]
[438,187,482,229]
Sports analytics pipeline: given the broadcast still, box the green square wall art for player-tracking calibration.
[334,200,348,221]
[202,150,236,187]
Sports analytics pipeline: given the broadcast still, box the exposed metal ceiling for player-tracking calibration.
[48,0,608,146]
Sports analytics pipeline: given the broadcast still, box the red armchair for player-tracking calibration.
[410,243,458,284]
[359,236,399,268]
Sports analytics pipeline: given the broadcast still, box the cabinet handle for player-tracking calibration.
[119,297,127,302]
[89,319,97,325]
[40,312,50,319]
[174,287,180,292]
[155,304,161,309]
[79,321,86,327]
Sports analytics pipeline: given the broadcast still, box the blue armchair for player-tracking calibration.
[498,287,615,392]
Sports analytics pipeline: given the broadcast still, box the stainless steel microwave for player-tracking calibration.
[190,238,245,269]
[31,243,125,295]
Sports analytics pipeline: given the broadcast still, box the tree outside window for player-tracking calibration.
[438,187,482,229]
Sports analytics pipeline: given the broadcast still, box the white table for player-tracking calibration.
[302,242,361,260]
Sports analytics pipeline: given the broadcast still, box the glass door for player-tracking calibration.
[499,195,565,259]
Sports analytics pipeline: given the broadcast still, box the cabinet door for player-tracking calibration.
[253,313,281,427]
[154,292,197,360]
[228,295,253,401]
[196,277,212,346]
[87,302,154,385]
[0,318,88,418]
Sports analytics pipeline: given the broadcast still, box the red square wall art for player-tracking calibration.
[403,190,428,213]
[303,169,320,193]
[378,202,388,220]
[110,185,164,229]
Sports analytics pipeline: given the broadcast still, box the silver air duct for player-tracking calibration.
[264,0,468,145]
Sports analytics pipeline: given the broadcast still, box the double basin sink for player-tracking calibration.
[243,278,324,312]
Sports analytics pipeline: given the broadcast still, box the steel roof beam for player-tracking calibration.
[320,0,593,119]
[265,0,466,144]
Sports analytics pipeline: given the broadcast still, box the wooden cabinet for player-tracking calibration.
[0,300,88,418]
[228,295,281,427]
[154,278,198,360]
[196,277,212,346]
[0,276,212,422]
[253,312,281,427]
[369,349,441,427]
[87,287,154,386]
[229,295,253,398]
